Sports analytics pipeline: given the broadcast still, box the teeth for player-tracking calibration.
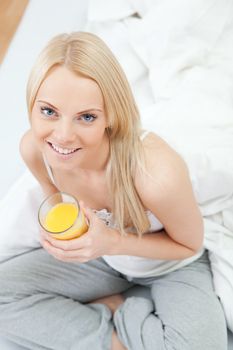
[51,143,77,155]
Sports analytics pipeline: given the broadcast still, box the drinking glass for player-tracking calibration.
[38,192,88,240]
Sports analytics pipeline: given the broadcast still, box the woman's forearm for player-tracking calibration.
[110,229,201,260]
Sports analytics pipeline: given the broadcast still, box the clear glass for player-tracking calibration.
[38,192,88,240]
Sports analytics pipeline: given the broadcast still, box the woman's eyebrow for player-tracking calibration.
[37,100,59,111]
[37,100,102,114]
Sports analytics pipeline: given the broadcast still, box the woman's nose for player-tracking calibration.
[53,120,76,144]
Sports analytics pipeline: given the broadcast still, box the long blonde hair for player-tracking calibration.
[26,32,150,235]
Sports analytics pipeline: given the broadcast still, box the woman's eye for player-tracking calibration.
[80,113,97,123]
[40,107,56,117]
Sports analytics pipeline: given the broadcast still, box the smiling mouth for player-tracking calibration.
[47,142,82,155]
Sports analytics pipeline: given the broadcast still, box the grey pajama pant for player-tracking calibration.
[0,249,227,350]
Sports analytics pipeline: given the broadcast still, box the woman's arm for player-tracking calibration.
[115,134,204,260]
[111,228,202,260]
[20,129,58,196]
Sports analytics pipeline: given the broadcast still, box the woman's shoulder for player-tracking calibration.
[140,130,183,166]
[136,131,189,199]
[140,129,172,150]
[19,129,57,194]
[19,129,41,164]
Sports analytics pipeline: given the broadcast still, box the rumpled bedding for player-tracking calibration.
[86,0,233,330]
[0,0,232,332]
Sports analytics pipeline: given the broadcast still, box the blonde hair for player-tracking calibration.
[27,32,150,235]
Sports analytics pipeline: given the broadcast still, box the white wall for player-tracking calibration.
[0,0,88,200]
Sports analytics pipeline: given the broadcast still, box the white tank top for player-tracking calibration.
[43,130,204,278]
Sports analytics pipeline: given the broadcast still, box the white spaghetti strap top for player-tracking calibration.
[140,130,150,140]
[42,154,56,185]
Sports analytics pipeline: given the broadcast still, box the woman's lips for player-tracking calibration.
[47,141,82,159]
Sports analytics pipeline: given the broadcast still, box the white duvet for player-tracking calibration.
[0,0,232,333]
[86,0,233,330]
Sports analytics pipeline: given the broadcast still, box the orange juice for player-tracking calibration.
[44,203,78,233]
[39,193,89,240]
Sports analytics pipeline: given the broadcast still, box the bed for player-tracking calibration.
[0,0,233,348]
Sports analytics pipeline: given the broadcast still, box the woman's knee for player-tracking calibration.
[0,249,46,303]
[140,295,227,350]
[113,294,227,350]
[151,288,228,350]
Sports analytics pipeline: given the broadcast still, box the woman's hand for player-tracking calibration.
[39,203,120,263]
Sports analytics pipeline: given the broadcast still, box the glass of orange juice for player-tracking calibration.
[38,192,88,240]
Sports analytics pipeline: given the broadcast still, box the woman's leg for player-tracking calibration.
[0,248,132,350]
[114,251,228,350]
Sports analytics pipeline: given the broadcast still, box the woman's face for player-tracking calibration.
[31,65,109,172]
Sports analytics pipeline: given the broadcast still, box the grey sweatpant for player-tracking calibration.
[0,249,227,350]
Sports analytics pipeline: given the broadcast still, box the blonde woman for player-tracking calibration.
[0,32,227,350]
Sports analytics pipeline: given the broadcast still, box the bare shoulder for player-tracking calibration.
[19,129,41,165]
[134,132,204,252]
[136,132,203,252]
[135,132,190,203]
[19,129,57,194]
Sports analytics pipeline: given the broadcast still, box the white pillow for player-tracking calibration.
[0,171,43,262]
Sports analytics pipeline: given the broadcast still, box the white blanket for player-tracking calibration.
[86,1,233,331]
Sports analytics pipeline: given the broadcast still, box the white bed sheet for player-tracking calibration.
[0,0,233,348]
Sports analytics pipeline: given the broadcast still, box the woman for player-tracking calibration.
[0,32,227,350]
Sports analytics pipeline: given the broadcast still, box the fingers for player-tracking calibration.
[79,201,94,223]
[40,230,89,251]
[40,232,93,262]
[39,204,102,263]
